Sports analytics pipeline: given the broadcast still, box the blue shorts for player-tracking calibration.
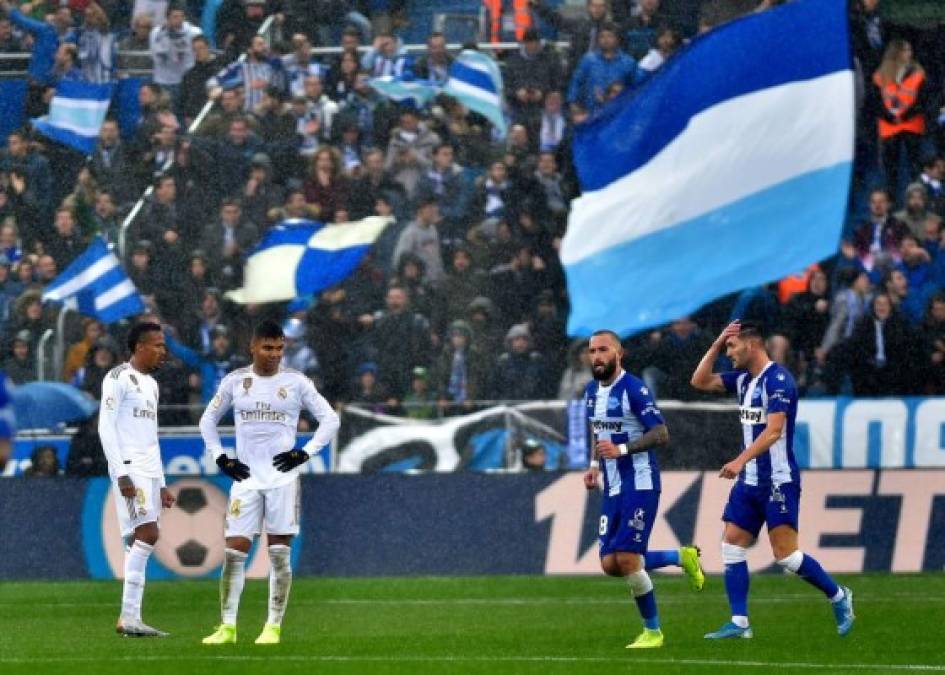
[599,489,659,556]
[722,480,800,537]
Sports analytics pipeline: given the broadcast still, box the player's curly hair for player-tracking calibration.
[127,321,162,353]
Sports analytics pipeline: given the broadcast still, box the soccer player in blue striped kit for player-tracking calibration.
[583,330,705,649]
[691,320,855,639]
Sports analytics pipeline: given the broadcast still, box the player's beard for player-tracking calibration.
[591,356,617,381]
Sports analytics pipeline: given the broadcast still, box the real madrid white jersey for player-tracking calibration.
[200,366,340,490]
[98,362,164,482]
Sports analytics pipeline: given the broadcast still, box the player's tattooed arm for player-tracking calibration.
[627,423,670,452]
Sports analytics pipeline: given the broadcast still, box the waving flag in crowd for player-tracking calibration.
[226,216,393,305]
[31,80,114,155]
[369,49,507,137]
[42,237,146,323]
[560,0,854,336]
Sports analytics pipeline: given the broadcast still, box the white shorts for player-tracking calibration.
[113,473,162,538]
[225,478,301,539]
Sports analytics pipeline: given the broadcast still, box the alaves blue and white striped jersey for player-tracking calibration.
[721,362,799,487]
[583,371,664,496]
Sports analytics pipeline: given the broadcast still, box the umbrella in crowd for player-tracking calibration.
[11,382,99,431]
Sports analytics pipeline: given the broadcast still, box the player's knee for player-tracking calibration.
[616,553,643,576]
[600,556,621,577]
[721,542,747,565]
[776,549,803,573]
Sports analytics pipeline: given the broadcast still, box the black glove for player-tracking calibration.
[216,454,250,481]
[273,448,309,472]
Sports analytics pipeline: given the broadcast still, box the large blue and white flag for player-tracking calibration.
[42,237,146,323]
[560,0,853,336]
[369,50,507,137]
[443,50,507,137]
[226,216,393,304]
[31,80,114,155]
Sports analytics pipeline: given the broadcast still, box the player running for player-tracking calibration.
[200,320,340,646]
[583,330,704,650]
[99,321,174,637]
[691,320,854,639]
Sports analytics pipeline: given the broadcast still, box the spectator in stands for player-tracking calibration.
[338,70,394,148]
[361,30,410,77]
[149,3,202,100]
[413,31,452,85]
[473,160,516,225]
[643,316,712,400]
[200,197,258,291]
[254,86,295,145]
[852,188,910,274]
[127,239,158,295]
[4,328,35,383]
[869,39,932,200]
[34,253,57,286]
[558,338,591,400]
[281,33,328,98]
[206,116,263,198]
[0,16,23,64]
[118,12,152,52]
[846,293,918,396]
[24,445,59,477]
[300,73,340,144]
[45,206,84,271]
[71,335,118,397]
[529,289,567,380]
[616,0,666,58]
[493,323,549,400]
[402,366,436,419]
[62,317,103,381]
[364,284,431,401]
[281,317,318,375]
[348,360,388,407]
[240,153,285,227]
[326,47,360,102]
[208,34,280,113]
[303,146,348,222]
[884,258,931,327]
[638,25,681,75]
[0,223,22,265]
[528,0,610,73]
[392,195,444,285]
[165,323,248,403]
[818,268,872,367]
[489,242,549,324]
[75,2,117,83]
[432,246,486,335]
[534,91,568,154]
[506,28,564,125]
[134,174,181,246]
[392,253,435,320]
[214,0,279,57]
[0,258,22,328]
[65,414,107,476]
[894,182,931,240]
[918,154,945,215]
[850,0,886,87]
[1,130,53,227]
[178,34,218,123]
[2,0,71,97]
[533,151,569,224]
[568,22,640,115]
[783,268,831,365]
[434,319,487,410]
[921,292,945,393]
[180,287,228,354]
[90,119,135,206]
[416,143,473,247]
[349,147,402,220]
[385,107,440,200]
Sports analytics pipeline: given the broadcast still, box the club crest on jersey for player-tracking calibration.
[104,397,115,410]
[229,499,241,517]
[135,488,146,506]
[629,508,646,531]
[242,377,253,395]
[211,394,222,409]
[277,386,288,400]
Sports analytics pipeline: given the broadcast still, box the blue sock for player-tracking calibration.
[634,591,660,630]
[797,554,840,600]
[724,561,750,619]
[644,550,680,570]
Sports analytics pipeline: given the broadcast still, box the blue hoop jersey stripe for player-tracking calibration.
[721,362,799,487]
[583,372,663,495]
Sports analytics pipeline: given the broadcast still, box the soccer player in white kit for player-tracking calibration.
[200,320,340,646]
[98,321,175,637]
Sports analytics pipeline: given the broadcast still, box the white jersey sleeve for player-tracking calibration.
[199,372,237,459]
[98,368,128,479]
[300,378,340,456]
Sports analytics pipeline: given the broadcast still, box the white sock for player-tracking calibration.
[220,548,247,625]
[121,540,153,621]
[266,545,292,626]
[731,615,750,628]
[830,588,845,603]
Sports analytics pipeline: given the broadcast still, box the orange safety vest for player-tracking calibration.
[777,264,820,304]
[874,69,927,139]
[483,0,533,42]
[484,0,502,43]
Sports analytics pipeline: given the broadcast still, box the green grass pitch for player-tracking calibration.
[1,573,943,674]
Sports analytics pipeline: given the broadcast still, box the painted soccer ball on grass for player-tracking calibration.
[152,478,228,576]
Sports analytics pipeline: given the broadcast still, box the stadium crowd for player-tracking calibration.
[0,0,942,423]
